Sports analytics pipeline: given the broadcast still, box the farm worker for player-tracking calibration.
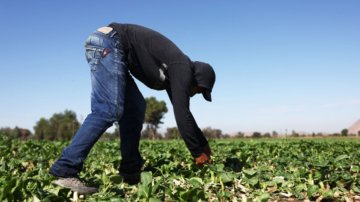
[49,23,216,194]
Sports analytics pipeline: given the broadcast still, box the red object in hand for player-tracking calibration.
[195,153,211,168]
[201,144,213,157]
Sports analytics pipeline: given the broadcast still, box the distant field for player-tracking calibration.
[215,136,360,143]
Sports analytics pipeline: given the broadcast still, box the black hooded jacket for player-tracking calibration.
[108,23,215,158]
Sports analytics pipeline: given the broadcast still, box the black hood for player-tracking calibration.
[192,61,216,102]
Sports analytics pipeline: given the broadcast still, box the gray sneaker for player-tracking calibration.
[53,177,99,194]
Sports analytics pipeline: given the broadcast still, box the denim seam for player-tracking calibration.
[91,33,117,47]
[113,46,119,114]
[107,45,124,121]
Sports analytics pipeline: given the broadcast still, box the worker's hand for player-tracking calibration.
[201,144,213,157]
[195,153,211,168]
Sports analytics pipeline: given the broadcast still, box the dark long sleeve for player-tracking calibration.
[190,114,208,148]
[166,63,204,158]
[166,89,209,149]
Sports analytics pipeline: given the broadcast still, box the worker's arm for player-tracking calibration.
[166,89,209,149]
[166,63,204,158]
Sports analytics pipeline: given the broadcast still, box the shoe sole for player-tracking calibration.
[53,180,99,195]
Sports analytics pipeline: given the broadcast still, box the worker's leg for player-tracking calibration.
[50,29,128,178]
[118,72,146,176]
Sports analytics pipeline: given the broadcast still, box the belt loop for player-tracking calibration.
[110,31,117,38]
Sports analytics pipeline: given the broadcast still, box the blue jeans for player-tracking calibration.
[50,28,146,177]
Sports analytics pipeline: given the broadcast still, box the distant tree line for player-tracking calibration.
[0,126,32,141]
[2,96,360,141]
[328,129,360,137]
[33,109,80,141]
[221,131,279,139]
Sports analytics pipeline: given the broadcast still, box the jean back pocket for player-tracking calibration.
[85,45,105,71]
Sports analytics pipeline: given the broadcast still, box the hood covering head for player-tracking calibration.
[192,61,216,102]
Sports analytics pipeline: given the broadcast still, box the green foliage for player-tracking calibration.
[34,118,51,140]
[33,109,80,141]
[101,123,119,141]
[235,132,244,138]
[2,137,360,201]
[0,127,12,137]
[341,129,348,136]
[252,132,261,138]
[144,97,168,140]
[291,130,299,137]
[221,134,231,139]
[0,126,32,140]
[263,132,271,138]
[202,127,222,139]
[141,125,163,140]
[164,127,181,140]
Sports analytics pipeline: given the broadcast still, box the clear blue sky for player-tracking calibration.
[1,1,359,135]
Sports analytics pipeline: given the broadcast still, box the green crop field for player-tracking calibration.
[1,135,360,202]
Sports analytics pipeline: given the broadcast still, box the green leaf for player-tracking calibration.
[44,186,62,196]
[307,185,319,197]
[352,185,360,193]
[257,192,270,202]
[315,160,329,167]
[188,190,202,202]
[292,190,301,199]
[188,177,203,188]
[199,166,209,178]
[274,177,285,184]
[204,179,212,191]
[351,166,360,173]
[299,167,307,178]
[209,164,218,172]
[149,198,162,202]
[298,193,305,200]
[141,171,152,186]
[196,190,206,200]
[216,164,225,171]
[324,189,334,198]
[329,173,339,182]
[244,177,258,185]
[101,172,109,184]
[265,181,276,187]
[109,175,123,184]
[314,171,322,179]
[341,171,353,181]
[219,191,232,198]
[281,181,290,188]
[175,187,196,202]
[93,169,103,175]
[23,179,41,197]
[0,178,16,201]
[137,184,151,199]
[181,188,196,202]
[295,184,306,193]
[110,198,123,202]
[151,177,163,195]
[217,171,234,183]
[242,169,257,176]
[334,154,349,162]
